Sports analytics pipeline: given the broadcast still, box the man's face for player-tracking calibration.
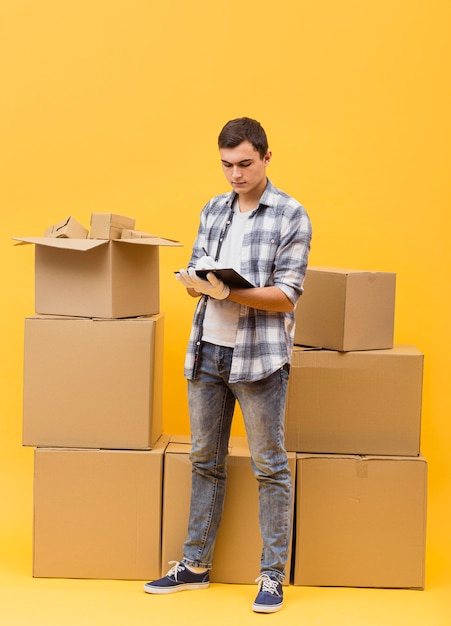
[220,140,271,199]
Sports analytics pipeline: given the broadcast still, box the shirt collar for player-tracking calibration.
[224,178,275,212]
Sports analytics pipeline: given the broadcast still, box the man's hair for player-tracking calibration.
[218,117,268,159]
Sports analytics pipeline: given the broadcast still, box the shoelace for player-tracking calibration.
[255,574,281,596]
[166,561,184,580]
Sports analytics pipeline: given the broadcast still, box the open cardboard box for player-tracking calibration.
[14,234,181,318]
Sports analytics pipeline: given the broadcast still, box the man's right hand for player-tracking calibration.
[176,268,230,300]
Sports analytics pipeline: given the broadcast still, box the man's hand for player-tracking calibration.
[195,255,216,271]
[176,268,230,300]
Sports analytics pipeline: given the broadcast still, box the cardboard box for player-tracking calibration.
[44,216,88,239]
[23,314,164,449]
[295,267,396,351]
[13,235,180,318]
[293,453,427,589]
[89,213,136,239]
[121,229,157,239]
[285,345,423,455]
[33,439,167,579]
[161,436,296,585]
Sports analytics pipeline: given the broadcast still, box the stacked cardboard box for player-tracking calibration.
[287,267,427,589]
[17,214,180,580]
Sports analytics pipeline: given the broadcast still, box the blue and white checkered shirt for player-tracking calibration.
[184,179,312,382]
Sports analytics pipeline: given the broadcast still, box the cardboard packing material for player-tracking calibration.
[121,229,157,239]
[13,234,180,318]
[44,216,88,239]
[23,314,164,449]
[293,453,427,589]
[89,212,136,239]
[161,436,296,585]
[33,439,167,579]
[285,345,423,455]
[294,266,396,351]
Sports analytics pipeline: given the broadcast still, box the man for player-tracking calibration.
[144,117,312,613]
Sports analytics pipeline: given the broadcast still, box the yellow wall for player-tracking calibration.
[1,0,450,572]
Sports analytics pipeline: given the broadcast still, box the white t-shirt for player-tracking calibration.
[202,200,251,347]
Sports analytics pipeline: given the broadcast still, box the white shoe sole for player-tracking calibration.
[143,582,210,595]
[252,601,283,613]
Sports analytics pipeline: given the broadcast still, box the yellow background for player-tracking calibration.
[1,1,450,624]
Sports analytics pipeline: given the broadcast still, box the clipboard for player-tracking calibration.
[195,268,254,289]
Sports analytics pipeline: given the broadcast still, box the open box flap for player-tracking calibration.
[13,236,181,249]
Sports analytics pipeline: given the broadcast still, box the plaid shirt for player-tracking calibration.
[184,179,312,382]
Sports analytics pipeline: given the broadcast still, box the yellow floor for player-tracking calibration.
[1,447,450,626]
[1,548,450,626]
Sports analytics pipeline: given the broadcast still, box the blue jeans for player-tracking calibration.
[182,341,292,583]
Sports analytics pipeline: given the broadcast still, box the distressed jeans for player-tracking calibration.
[182,341,292,583]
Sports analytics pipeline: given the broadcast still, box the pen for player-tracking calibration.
[202,247,209,256]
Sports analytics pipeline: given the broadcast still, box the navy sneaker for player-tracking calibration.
[143,561,210,595]
[252,574,284,613]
